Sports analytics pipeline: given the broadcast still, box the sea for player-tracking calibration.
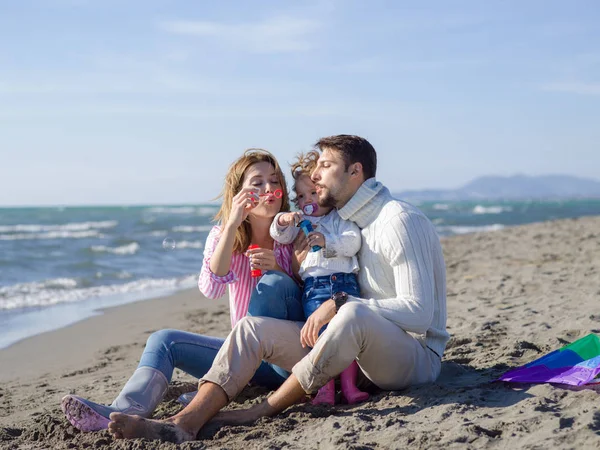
[1,199,600,349]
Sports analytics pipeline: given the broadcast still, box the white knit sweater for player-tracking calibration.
[339,178,450,358]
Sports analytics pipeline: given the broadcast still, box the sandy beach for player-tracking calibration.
[1,216,599,449]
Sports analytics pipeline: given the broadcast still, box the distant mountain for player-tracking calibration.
[394,175,600,201]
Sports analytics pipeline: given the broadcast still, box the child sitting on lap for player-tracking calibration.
[270,151,369,405]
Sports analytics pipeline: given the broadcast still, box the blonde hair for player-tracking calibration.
[289,150,320,208]
[214,149,290,253]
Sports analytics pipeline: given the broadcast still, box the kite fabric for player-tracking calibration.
[499,333,600,386]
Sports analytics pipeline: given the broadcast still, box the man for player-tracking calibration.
[107,135,449,443]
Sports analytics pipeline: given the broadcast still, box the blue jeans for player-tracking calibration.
[303,273,360,333]
[138,271,303,389]
[247,270,304,321]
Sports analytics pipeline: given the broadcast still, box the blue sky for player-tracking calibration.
[1,0,599,206]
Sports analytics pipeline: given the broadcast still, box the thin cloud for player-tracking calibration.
[159,16,320,53]
[542,82,600,96]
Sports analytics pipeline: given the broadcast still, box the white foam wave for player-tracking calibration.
[172,225,213,233]
[432,203,450,210]
[148,230,168,236]
[147,206,218,216]
[472,205,512,215]
[0,230,104,240]
[0,220,117,233]
[175,240,204,249]
[196,207,218,217]
[147,207,197,214]
[0,275,197,310]
[90,242,140,255]
[438,224,505,236]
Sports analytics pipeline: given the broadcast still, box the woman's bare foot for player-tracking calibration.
[108,413,195,443]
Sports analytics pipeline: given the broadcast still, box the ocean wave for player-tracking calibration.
[0,230,104,241]
[0,220,117,234]
[147,207,197,214]
[432,203,450,210]
[148,230,168,236]
[437,224,505,236]
[146,206,218,216]
[0,275,197,310]
[90,242,140,255]
[172,225,213,233]
[472,205,512,215]
[175,240,204,249]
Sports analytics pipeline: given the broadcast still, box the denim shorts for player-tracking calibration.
[302,272,360,319]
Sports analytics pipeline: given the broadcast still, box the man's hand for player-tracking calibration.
[300,299,336,348]
[306,231,325,249]
[293,232,310,265]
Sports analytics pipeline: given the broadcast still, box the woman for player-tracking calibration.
[61,149,305,432]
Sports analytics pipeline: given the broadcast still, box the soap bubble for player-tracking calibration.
[162,237,176,251]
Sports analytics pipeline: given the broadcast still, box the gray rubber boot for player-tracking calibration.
[110,366,169,415]
[61,366,169,432]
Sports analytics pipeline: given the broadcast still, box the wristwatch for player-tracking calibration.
[332,291,348,312]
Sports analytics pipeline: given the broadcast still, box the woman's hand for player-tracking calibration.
[227,188,259,229]
[300,300,336,348]
[246,247,281,272]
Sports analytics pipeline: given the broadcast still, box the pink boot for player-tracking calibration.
[312,379,335,405]
[340,361,369,404]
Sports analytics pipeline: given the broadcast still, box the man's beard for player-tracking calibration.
[317,188,337,209]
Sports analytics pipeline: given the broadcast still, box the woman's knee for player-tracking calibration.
[259,271,300,297]
[145,328,180,351]
[249,271,301,319]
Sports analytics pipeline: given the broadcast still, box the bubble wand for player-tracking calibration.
[297,202,321,252]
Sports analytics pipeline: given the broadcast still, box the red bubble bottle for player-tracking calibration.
[247,244,262,277]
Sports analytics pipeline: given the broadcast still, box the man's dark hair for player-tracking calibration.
[314,135,377,179]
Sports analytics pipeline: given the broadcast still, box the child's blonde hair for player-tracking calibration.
[289,150,320,208]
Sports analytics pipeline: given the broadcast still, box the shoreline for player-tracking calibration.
[2,216,600,449]
[0,281,198,351]
[0,288,229,384]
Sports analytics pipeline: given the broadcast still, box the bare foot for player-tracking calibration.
[108,412,195,443]
[212,404,269,426]
[212,409,256,426]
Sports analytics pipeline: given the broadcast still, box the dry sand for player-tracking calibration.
[1,216,599,449]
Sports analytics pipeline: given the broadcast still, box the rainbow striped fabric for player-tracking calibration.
[499,334,600,386]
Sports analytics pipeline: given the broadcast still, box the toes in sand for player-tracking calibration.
[108,412,195,443]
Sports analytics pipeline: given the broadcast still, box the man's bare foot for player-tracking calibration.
[108,412,195,443]
[212,408,260,426]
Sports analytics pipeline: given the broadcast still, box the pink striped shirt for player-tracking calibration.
[198,225,295,328]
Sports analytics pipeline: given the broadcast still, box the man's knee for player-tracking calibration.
[232,315,280,343]
[335,301,371,324]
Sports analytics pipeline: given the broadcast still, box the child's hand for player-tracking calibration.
[277,212,302,227]
[307,231,325,248]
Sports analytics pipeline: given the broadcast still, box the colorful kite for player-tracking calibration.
[499,333,600,386]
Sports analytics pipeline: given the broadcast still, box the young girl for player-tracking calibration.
[268,151,370,405]
[61,149,304,432]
